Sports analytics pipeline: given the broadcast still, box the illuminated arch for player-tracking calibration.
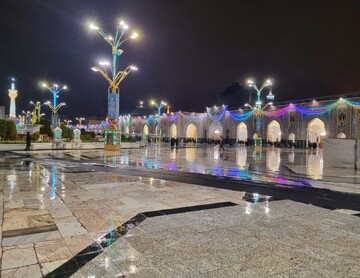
[307,118,326,144]
[209,121,223,138]
[236,122,248,142]
[267,120,281,142]
[186,124,197,139]
[170,123,177,138]
[288,133,295,142]
[337,132,346,138]
[125,126,129,134]
[143,125,149,135]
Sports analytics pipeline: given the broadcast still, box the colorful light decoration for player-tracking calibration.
[88,97,360,131]
[206,106,227,121]
[293,100,340,116]
[228,110,254,121]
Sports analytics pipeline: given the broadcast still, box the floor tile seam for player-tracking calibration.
[44,202,237,277]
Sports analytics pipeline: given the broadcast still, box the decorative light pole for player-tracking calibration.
[64,120,72,127]
[89,20,138,127]
[41,82,67,128]
[151,100,167,143]
[30,101,46,124]
[89,19,139,151]
[76,117,85,126]
[22,110,32,124]
[45,101,66,127]
[246,79,274,137]
[41,83,67,108]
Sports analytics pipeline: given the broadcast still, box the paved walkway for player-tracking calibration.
[0,147,359,277]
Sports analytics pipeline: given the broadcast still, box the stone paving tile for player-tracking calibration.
[1,244,38,270]
[1,148,360,277]
[34,239,73,263]
[2,264,42,278]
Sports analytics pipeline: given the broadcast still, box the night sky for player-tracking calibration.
[1,0,360,119]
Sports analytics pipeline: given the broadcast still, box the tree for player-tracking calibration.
[39,119,52,137]
[5,120,17,140]
[0,119,7,140]
[32,132,40,142]
[60,124,73,139]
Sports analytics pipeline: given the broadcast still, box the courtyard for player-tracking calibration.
[0,146,359,277]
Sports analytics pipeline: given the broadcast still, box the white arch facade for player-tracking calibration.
[170,123,177,138]
[307,118,326,143]
[186,124,197,139]
[209,121,223,138]
[288,133,295,142]
[236,122,248,142]
[337,132,346,138]
[267,120,281,142]
[143,125,149,135]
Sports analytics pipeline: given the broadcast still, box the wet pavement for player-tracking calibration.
[0,146,359,277]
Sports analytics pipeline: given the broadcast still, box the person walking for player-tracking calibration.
[25,132,31,151]
[175,138,179,149]
[219,136,225,151]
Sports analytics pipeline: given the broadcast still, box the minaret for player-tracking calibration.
[8,78,18,118]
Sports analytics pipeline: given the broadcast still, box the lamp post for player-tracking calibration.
[89,20,139,126]
[246,79,274,137]
[45,101,66,127]
[30,101,46,124]
[76,117,85,126]
[41,83,67,108]
[41,83,67,128]
[64,120,72,127]
[22,110,32,124]
[151,100,167,143]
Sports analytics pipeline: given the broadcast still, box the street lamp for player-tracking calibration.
[247,78,275,138]
[41,82,67,108]
[151,100,167,143]
[64,120,72,127]
[45,101,66,127]
[89,19,139,125]
[30,101,46,124]
[21,110,32,124]
[151,100,167,116]
[76,117,85,125]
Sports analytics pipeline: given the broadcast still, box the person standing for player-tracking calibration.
[175,138,179,149]
[219,136,225,151]
[25,132,31,151]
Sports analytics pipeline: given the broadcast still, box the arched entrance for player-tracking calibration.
[143,125,149,135]
[170,123,177,138]
[307,118,326,147]
[186,124,197,140]
[125,127,129,134]
[267,120,281,143]
[337,132,346,138]
[288,133,295,142]
[209,122,223,139]
[237,122,248,143]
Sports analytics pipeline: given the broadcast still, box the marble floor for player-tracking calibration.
[0,146,359,277]
[16,145,360,194]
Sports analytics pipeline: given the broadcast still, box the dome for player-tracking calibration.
[217,82,250,109]
[131,106,151,117]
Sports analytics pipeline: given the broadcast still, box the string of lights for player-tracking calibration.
[293,100,340,116]
[228,110,254,121]
[206,106,227,121]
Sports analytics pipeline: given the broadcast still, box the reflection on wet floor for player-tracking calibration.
[101,146,360,193]
[9,146,360,193]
